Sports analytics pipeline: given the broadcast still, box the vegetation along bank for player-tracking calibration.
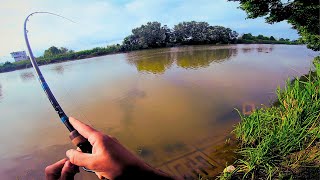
[220,57,320,179]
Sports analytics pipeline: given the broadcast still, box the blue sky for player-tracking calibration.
[0,0,299,62]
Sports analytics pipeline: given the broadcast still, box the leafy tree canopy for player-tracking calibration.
[230,0,320,50]
[43,46,73,57]
[122,22,170,51]
[173,21,238,44]
[122,21,239,51]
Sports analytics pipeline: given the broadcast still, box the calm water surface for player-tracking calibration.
[0,44,317,179]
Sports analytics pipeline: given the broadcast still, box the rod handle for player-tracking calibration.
[69,130,92,153]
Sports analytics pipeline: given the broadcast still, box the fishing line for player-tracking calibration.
[25,12,94,127]
[24,12,94,173]
[59,76,94,128]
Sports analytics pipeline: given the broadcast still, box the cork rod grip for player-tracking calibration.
[69,130,92,153]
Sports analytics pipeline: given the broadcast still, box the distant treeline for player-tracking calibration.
[0,45,122,73]
[238,33,302,45]
[0,21,301,73]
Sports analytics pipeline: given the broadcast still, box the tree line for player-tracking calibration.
[121,21,238,51]
[0,20,302,73]
[238,33,301,44]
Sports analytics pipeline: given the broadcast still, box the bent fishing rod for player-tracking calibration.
[24,12,92,157]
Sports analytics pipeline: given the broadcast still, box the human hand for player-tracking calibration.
[66,117,174,179]
[45,158,79,180]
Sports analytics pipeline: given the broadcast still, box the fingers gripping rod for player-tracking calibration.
[23,12,93,161]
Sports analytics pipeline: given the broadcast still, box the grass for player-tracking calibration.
[221,56,320,179]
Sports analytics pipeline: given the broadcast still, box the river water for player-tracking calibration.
[0,44,317,179]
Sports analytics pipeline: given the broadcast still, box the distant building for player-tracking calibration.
[10,51,29,62]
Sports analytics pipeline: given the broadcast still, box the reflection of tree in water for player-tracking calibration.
[19,72,35,82]
[52,65,64,74]
[127,52,174,74]
[268,45,274,52]
[242,47,253,53]
[176,48,235,69]
[118,88,146,125]
[256,45,274,53]
[126,47,236,74]
[257,46,264,53]
[242,45,274,54]
[230,48,238,57]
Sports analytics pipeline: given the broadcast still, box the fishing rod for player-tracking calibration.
[23,11,93,162]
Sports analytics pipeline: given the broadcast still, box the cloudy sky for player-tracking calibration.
[0,0,299,62]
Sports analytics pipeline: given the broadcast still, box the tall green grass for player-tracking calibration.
[225,57,320,179]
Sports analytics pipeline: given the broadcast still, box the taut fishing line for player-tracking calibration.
[24,11,94,173]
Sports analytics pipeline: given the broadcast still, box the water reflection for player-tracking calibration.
[242,47,253,53]
[257,45,274,53]
[51,65,65,74]
[176,48,234,69]
[19,72,35,82]
[127,53,174,74]
[230,48,238,57]
[127,47,236,73]
[241,45,274,54]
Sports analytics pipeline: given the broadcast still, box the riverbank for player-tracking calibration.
[0,42,301,74]
[220,56,320,179]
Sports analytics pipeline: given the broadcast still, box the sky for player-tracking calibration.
[0,0,299,62]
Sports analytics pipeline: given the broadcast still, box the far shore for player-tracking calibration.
[0,43,303,74]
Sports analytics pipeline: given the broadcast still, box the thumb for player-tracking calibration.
[66,149,94,168]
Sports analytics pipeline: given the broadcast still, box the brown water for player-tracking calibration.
[0,44,317,179]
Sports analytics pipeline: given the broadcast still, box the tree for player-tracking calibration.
[173,21,210,44]
[44,46,61,57]
[241,33,254,40]
[173,21,238,44]
[122,35,141,51]
[60,47,69,54]
[257,34,264,39]
[0,61,16,72]
[208,26,238,43]
[256,34,270,40]
[122,22,169,50]
[230,0,320,50]
[162,25,173,45]
[43,46,73,57]
[270,36,276,41]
